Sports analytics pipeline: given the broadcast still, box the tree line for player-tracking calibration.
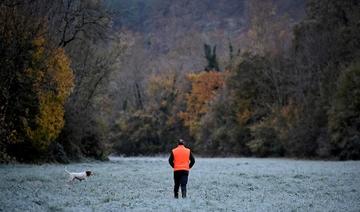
[1,0,359,163]
[110,0,360,160]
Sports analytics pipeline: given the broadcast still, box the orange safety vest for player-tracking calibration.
[172,145,190,171]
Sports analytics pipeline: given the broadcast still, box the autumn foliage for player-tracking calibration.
[25,37,74,151]
[179,71,224,136]
[0,15,74,161]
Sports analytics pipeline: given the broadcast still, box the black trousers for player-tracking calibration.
[173,170,189,198]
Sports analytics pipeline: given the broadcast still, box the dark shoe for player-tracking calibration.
[182,191,186,198]
[174,193,179,199]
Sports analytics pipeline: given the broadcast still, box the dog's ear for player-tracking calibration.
[86,171,92,176]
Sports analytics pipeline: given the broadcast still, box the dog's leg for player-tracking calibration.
[74,177,83,181]
[67,176,75,184]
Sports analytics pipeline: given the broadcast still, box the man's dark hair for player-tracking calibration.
[178,139,185,145]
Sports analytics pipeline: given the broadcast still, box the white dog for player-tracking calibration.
[65,167,93,183]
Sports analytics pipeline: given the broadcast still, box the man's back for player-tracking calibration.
[172,145,191,171]
[169,144,195,170]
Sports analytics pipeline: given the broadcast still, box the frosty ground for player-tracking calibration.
[0,157,359,211]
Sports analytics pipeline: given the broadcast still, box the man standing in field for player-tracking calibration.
[168,139,195,198]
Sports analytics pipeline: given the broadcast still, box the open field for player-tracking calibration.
[1,157,360,211]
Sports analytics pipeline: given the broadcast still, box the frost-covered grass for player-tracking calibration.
[1,157,360,211]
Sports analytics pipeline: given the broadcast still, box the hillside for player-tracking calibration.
[106,0,305,72]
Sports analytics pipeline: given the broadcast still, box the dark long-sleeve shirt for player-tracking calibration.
[168,151,195,169]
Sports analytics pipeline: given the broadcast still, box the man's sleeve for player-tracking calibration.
[189,152,195,168]
[168,152,174,168]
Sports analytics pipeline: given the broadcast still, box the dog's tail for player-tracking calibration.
[64,167,71,174]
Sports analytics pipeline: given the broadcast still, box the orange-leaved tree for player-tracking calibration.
[179,71,224,136]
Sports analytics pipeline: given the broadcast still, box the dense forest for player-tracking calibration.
[0,0,359,163]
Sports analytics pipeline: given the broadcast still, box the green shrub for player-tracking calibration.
[248,126,284,157]
[328,63,360,160]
